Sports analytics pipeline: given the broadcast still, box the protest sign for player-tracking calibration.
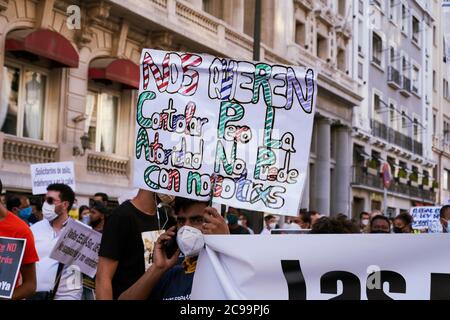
[134,49,317,216]
[0,237,26,299]
[410,206,441,230]
[49,219,101,278]
[191,234,450,300]
[30,161,76,195]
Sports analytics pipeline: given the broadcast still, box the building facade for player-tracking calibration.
[351,0,437,218]
[432,2,450,206]
[0,0,361,213]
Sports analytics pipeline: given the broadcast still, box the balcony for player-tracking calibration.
[400,76,411,96]
[87,152,129,176]
[352,166,436,203]
[2,134,58,164]
[387,66,401,89]
[371,120,422,156]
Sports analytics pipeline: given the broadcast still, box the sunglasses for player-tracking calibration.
[44,196,62,205]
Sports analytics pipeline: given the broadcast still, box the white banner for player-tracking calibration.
[191,235,450,300]
[30,161,76,195]
[49,219,101,278]
[410,206,441,230]
[134,49,317,216]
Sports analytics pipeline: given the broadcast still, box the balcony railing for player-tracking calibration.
[400,76,411,96]
[387,66,401,88]
[2,135,58,164]
[371,120,422,155]
[87,152,129,176]
[352,166,436,203]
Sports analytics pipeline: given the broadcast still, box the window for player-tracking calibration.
[86,90,120,154]
[374,92,381,112]
[433,114,436,135]
[401,4,408,34]
[338,0,346,16]
[444,79,449,100]
[445,120,450,142]
[390,46,396,65]
[411,65,420,95]
[243,0,255,37]
[358,0,364,14]
[203,0,222,19]
[389,0,397,22]
[433,25,437,46]
[413,118,420,142]
[1,64,47,140]
[337,48,346,72]
[412,16,420,44]
[444,169,450,190]
[358,20,364,55]
[295,21,306,47]
[372,32,383,67]
[401,111,407,134]
[317,34,328,61]
[389,103,397,129]
[433,70,436,91]
[358,61,364,80]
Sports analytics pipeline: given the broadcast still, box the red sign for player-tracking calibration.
[382,163,392,188]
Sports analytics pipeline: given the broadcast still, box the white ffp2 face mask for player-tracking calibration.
[269,222,277,229]
[176,226,205,258]
[42,202,58,222]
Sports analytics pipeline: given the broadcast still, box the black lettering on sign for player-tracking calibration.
[320,271,361,300]
[430,273,450,300]
[366,271,406,300]
[281,260,306,300]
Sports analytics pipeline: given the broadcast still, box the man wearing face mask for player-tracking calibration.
[260,214,277,235]
[29,183,82,300]
[440,205,450,233]
[359,212,370,233]
[7,195,33,225]
[227,212,250,235]
[118,197,229,300]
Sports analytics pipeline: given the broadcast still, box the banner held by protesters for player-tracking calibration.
[133,49,317,216]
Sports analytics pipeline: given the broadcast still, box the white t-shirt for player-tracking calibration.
[31,219,82,300]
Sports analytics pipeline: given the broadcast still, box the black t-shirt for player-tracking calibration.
[99,200,169,300]
[229,225,250,235]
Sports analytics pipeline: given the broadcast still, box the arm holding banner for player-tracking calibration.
[118,227,180,300]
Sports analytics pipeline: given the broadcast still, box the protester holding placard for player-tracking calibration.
[96,189,175,300]
[0,195,39,299]
[30,184,82,300]
[118,197,229,300]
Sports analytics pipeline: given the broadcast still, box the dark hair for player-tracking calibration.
[174,197,208,215]
[308,210,320,216]
[6,195,21,211]
[360,211,370,219]
[310,216,360,234]
[264,214,275,222]
[370,215,391,228]
[78,205,89,220]
[394,212,413,226]
[90,201,109,216]
[47,184,75,211]
[30,197,43,211]
[299,211,311,224]
[94,192,108,203]
[440,205,450,218]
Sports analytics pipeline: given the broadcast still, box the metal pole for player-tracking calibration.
[253,0,262,61]
[383,187,388,216]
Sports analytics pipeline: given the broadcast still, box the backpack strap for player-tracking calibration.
[49,262,65,300]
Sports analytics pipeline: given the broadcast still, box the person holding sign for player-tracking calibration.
[118,197,229,300]
[30,184,82,300]
[0,194,39,299]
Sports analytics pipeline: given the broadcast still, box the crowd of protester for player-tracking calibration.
[0,181,449,300]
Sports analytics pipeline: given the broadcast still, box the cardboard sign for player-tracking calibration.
[0,237,26,299]
[30,161,76,195]
[134,49,317,216]
[49,219,101,278]
[410,206,441,230]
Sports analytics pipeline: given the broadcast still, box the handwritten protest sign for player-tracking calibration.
[49,219,101,278]
[410,206,441,230]
[133,49,317,215]
[30,161,76,195]
[0,237,26,299]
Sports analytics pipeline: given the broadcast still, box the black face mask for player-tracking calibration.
[371,230,390,234]
[393,227,403,233]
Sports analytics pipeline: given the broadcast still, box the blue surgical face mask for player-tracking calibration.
[19,206,32,220]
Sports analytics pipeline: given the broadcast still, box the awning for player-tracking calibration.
[88,58,139,89]
[5,29,79,68]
